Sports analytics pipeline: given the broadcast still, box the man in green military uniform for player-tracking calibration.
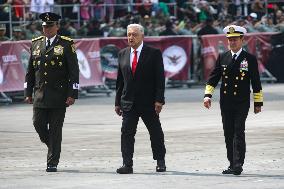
[203,25,263,175]
[0,24,9,41]
[24,12,79,172]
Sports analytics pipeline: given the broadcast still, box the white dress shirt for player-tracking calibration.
[230,48,243,60]
[130,42,143,69]
[46,35,56,47]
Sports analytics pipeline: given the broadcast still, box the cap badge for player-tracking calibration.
[229,27,235,33]
[45,13,49,21]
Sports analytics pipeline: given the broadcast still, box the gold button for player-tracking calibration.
[224,91,227,94]
[44,72,47,75]
[45,81,48,84]
[235,85,237,87]
[234,92,237,95]
[236,77,239,80]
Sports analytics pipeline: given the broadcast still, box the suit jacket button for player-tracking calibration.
[224,91,227,94]
[225,83,227,87]
[236,77,239,80]
[44,72,47,75]
[45,81,48,84]
[235,85,237,87]
[225,76,228,79]
[234,92,237,95]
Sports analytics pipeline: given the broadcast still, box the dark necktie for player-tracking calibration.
[46,39,51,49]
[232,54,237,63]
[132,50,138,75]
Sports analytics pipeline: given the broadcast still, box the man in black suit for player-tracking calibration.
[203,25,263,175]
[115,23,166,174]
[24,12,79,172]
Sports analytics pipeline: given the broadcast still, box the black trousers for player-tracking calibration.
[33,107,66,166]
[121,106,166,166]
[221,106,249,168]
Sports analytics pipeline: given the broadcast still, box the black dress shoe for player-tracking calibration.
[116,165,133,174]
[222,167,234,174]
[46,165,57,172]
[233,166,243,175]
[156,160,166,172]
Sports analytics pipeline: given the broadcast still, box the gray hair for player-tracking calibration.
[127,24,144,34]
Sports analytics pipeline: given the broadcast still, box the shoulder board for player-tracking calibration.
[32,36,44,42]
[60,36,73,41]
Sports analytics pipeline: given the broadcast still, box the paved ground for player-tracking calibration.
[0,84,283,189]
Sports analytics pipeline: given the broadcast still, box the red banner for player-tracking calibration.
[200,33,275,80]
[0,39,103,92]
[74,39,103,87]
[99,36,193,80]
[0,41,30,92]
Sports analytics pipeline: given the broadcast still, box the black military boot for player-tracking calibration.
[46,164,57,172]
[116,165,133,174]
[156,159,166,172]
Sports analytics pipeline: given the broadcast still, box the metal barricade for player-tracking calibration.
[0,2,178,39]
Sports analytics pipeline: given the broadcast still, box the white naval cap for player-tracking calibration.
[223,25,247,38]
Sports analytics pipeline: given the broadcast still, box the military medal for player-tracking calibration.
[54,45,64,55]
[32,49,40,56]
[240,58,248,71]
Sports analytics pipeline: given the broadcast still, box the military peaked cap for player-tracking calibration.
[39,12,61,26]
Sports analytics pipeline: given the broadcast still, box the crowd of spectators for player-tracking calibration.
[0,0,283,41]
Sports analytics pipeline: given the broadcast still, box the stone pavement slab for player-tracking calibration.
[0,84,283,189]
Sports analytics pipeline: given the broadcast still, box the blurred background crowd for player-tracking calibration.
[0,0,283,41]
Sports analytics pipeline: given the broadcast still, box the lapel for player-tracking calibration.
[124,47,133,78]
[226,50,245,73]
[136,45,147,73]
[232,50,246,72]
[45,35,59,54]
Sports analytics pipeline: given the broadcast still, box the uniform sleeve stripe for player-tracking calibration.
[205,85,215,95]
[253,90,263,102]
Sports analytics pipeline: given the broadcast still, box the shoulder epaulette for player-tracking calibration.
[60,36,73,42]
[32,36,44,42]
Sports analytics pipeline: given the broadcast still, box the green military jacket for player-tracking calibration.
[25,35,79,108]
